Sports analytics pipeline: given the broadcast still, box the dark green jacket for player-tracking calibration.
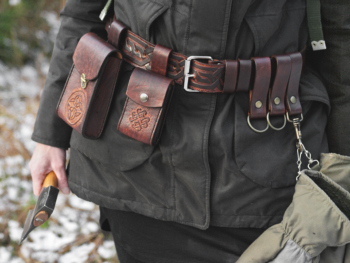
[32,0,340,229]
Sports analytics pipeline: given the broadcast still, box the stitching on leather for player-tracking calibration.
[57,64,75,115]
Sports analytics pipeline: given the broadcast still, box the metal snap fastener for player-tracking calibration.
[255,101,263,109]
[274,97,281,105]
[290,96,297,104]
[140,93,148,103]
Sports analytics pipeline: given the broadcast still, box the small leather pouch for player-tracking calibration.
[117,45,174,145]
[57,32,123,139]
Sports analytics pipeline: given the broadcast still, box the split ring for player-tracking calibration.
[247,115,269,133]
[266,113,287,131]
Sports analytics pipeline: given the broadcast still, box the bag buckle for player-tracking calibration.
[183,56,213,92]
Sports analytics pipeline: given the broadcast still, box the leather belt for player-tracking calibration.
[106,18,304,131]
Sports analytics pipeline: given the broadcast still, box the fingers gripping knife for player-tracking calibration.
[19,171,59,244]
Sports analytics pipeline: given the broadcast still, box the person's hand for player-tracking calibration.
[29,143,70,196]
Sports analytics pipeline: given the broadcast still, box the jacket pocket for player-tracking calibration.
[233,66,330,188]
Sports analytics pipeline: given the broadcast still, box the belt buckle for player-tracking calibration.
[183,56,213,92]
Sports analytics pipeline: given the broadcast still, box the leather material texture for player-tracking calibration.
[107,20,128,50]
[249,57,271,119]
[286,52,303,116]
[57,32,123,139]
[117,67,174,145]
[223,60,238,93]
[269,55,292,116]
[151,44,172,76]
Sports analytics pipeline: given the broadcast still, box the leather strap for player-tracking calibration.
[269,55,291,116]
[107,20,128,50]
[151,45,172,76]
[223,60,238,93]
[249,57,271,119]
[286,52,303,116]
[106,19,304,95]
[236,59,252,92]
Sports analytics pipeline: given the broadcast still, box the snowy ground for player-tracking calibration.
[0,11,118,263]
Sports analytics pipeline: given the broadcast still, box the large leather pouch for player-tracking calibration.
[117,67,174,145]
[57,32,123,139]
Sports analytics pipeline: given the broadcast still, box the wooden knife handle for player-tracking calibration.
[42,171,58,188]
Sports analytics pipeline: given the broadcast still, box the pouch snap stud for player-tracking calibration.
[255,101,263,109]
[274,97,281,105]
[140,93,148,103]
[290,96,296,104]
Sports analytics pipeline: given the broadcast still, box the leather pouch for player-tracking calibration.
[57,32,123,139]
[117,45,174,145]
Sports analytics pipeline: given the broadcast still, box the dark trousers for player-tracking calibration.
[100,207,265,263]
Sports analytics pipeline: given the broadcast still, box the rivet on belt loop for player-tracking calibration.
[140,93,149,103]
[290,96,297,104]
[274,97,281,105]
[255,101,263,109]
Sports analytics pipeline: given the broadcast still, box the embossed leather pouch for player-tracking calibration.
[117,45,174,145]
[56,32,123,139]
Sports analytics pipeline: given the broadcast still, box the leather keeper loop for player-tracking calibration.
[249,57,271,119]
[151,44,172,76]
[108,20,128,50]
[269,55,291,116]
[286,52,303,116]
[236,59,252,92]
[223,60,238,93]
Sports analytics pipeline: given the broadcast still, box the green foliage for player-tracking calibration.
[40,220,49,229]
[0,0,59,67]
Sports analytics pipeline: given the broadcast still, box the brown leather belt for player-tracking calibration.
[106,19,304,128]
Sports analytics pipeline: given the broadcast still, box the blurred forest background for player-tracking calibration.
[0,0,118,262]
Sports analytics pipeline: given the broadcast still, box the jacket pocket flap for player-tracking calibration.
[126,68,173,108]
[73,32,117,81]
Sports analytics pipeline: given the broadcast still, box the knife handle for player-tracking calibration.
[42,171,58,188]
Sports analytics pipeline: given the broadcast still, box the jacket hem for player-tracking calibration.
[209,214,284,229]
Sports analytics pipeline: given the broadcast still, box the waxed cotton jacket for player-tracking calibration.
[32,0,338,229]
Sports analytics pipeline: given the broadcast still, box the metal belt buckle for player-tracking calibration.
[183,56,213,92]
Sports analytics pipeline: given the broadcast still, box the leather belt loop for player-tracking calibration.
[286,52,303,116]
[223,60,238,93]
[249,57,271,119]
[269,55,291,116]
[108,19,128,50]
[151,44,172,76]
[236,59,252,92]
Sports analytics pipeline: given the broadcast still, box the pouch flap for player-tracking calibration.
[73,32,117,81]
[126,68,173,108]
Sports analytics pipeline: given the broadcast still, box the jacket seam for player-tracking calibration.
[68,180,172,210]
[169,88,180,215]
[219,0,232,58]
[183,0,193,55]
[245,7,306,18]
[211,213,284,217]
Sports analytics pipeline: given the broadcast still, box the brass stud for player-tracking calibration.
[140,93,149,103]
[81,73,88,89]
[290,96,297,104]
[274,97,281,105]
[255,100,263,109]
